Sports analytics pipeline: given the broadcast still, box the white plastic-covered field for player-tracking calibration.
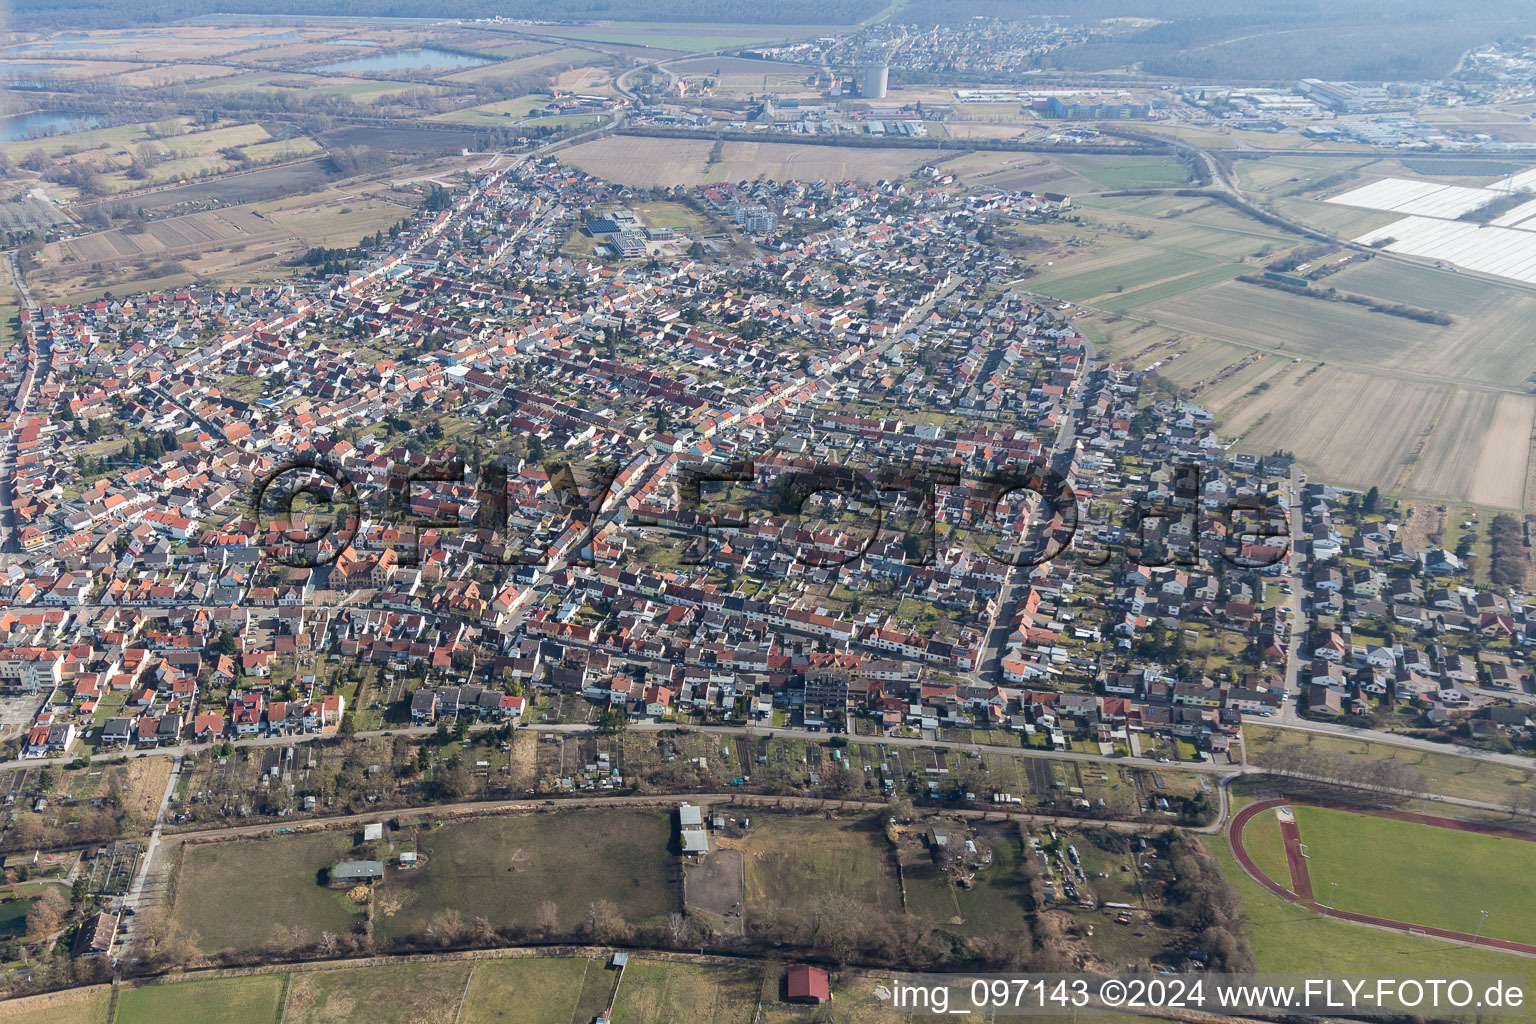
[1326,177,1500,218]
[1354,216,1536,285]
[1490,167,1536,193]
[1490,197,1536,229]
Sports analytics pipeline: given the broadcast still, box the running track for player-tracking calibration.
[1229,798,1536,956]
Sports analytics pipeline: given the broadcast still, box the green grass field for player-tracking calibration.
[899,825,1031,937]
[169,832,362,952]
[1328,257,1517,317]
[1027,249,1218,303]
[116,976,285,1024]
[1245,724,1536,808]
[458,957,606,1024]
[431,94,546,123]
[1206,834,1536,1024]
[1239,807,1293,889]
[742,815,900,924]
[610,960,760,1024]
[0,985,111,1024]
[285,961,470,1024]
[376,809,675,940]
[635,200,709,233]
[1095,262,1245,312]
[1294,805,1536,945]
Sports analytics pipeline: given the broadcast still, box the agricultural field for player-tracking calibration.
[430,94,548,124]
[0,984,110,1024]
[561,136,933,187]
[1330,257,1515,316]
[534,22,827,52]
[737,814,900,930]
[458,956,609,1024]
[0,119,175,162]
[44,208,297,269]
[284,961,471,1024]
[256,193,411,250]
[374,809,676,940]
[1406,390,1533,509]
[167,831,363,953]
[1204,361,1434,492]
[610,960,760,1024]
[33,207,305,303]
[1267,197,1402,237]
[116,975,285,1024]
[1292,805,1536,945]
[1136,278,1443,367]
[443,47,602,85]
[1058,209,1536,507]
[1050,153,1193,192]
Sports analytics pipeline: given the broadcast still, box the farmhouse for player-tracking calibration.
[331,860,385,886]
[678,802,709,855]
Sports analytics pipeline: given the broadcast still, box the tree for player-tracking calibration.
[1363,485,1380,513]
[24,900,59,941]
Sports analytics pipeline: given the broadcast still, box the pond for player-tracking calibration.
[0,110,107,142]
[313,47,492,73]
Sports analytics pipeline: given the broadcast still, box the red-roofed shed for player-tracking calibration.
[786,965,830,1004]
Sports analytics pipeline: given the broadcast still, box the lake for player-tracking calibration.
[0,63,75,76]
[0,110,107,142]
[314,47,492,73]
[5,41,113,51]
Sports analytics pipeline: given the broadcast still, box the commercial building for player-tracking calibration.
[1298,79,1390,112]
[1036,97,1150,120]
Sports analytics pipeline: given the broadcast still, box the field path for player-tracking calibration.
[1231,797,1536,956]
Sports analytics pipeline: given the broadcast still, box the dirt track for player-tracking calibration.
[1230,798,1536,957]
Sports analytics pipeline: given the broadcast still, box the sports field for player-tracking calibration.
[1237,806,1292,889]
[1205,834,1536,1024]
[1292,805,1536,946]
